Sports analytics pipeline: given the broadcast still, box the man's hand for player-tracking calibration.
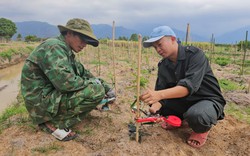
[140,88,161,105]
[106,89,116,98]
[149,102,162,114]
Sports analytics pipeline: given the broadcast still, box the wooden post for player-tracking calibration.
[97,46,101,76]
[247,80,250,94]
[136,34,142,142]
[240,31,248,75]
[185,23,190,45]
[112,21,117,95]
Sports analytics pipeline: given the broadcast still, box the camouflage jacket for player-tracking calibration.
[21,35,110,124]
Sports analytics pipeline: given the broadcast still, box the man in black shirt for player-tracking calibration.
[140,26,226,148]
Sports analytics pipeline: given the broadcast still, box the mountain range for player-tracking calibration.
[13,21,249,44]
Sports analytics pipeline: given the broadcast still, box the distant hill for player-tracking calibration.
[91,24,139,39]
[13,21,248,44]
[13,21,139,40]
[13,21,206,42]
[216,26,250,44]
[14,21,60,39]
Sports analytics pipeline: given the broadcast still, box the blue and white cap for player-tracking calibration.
[143,26,176,48]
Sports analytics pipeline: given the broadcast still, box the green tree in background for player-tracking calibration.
[25,35,40,42]
[0,18,17,42]
[129,33,138,41]
[17,33,22,41]
[142,36,149,42]
[118,36,128,41]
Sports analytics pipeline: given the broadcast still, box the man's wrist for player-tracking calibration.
[158,90,165,101]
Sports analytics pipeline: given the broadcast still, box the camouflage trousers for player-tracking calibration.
[48,83,105,129]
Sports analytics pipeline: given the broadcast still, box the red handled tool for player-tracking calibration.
[136,115,181,127]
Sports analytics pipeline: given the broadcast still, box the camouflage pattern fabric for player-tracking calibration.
[21,35,110,128]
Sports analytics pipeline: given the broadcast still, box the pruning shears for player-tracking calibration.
[136,115,181,127]
[130,97,181,127]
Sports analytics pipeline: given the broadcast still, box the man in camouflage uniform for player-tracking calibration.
[21,18,115,141]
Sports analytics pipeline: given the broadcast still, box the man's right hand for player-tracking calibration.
[106,89,116,98]
[149,102,162,114]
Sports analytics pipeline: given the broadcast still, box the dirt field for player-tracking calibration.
[0,45,249,156]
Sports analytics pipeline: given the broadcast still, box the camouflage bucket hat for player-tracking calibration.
[58,18,99,47]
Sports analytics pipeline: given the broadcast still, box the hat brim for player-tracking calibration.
[143,35,165,48]
[58,25,99,47]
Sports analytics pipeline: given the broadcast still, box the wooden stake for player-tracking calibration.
[240,30,248,75]
[97,46,101,76]
[185,23,190,45]
[112,21,117,96]
[136,34,142,142]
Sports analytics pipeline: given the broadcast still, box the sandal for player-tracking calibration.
[38,123,78,141]
[187,131,209,148]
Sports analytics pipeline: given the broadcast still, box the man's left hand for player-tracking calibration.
[140,88,161,105]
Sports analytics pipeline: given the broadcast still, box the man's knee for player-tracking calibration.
[184,111,212,133]
[75,83,105,102]
[85,84,106,102]
[184,102,218,133]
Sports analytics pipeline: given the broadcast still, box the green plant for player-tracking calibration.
[140,76,149,88]
[0,103,27,124]
[225,102,250,124]
[218,79,243,91]
[0,48,16,61]
[26,46,35,51]
[214,57,231,66]
[32,142,63,154]
[0,102,28,133]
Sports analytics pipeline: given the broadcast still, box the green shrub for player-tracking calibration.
[214,57,231,66]
[0,48,16,61]
[225,102,250,124]
[218,79,242,91]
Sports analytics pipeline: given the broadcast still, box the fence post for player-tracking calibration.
[240,31,248,75]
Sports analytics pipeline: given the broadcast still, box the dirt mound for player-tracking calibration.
[0,107,249,156]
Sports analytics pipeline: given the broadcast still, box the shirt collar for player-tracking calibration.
[177,45,186,61]
[58,34,75,58]
[159,45,186,67]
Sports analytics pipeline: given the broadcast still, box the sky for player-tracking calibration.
[1,0,250,37]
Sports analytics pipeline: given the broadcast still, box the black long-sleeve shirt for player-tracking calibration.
[155,45,226,106]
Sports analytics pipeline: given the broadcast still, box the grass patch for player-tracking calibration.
[32,142,64,154]
[0,45,35,61]
[218,79,243,91]
[0,48,16,61]
[214,57,231,66]
[0,103,27,123]
[225,102,250,124]
[89,60,108,65]
[118,58,130,63]
[0,102,28,133]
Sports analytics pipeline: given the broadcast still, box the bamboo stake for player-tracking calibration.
[97,46,101,76]
[185,23,190,45]
[240,31,248,75]
[112,21,117,96]
[136,34,142,142]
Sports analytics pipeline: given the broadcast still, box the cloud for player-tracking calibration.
[1,0,250,36]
